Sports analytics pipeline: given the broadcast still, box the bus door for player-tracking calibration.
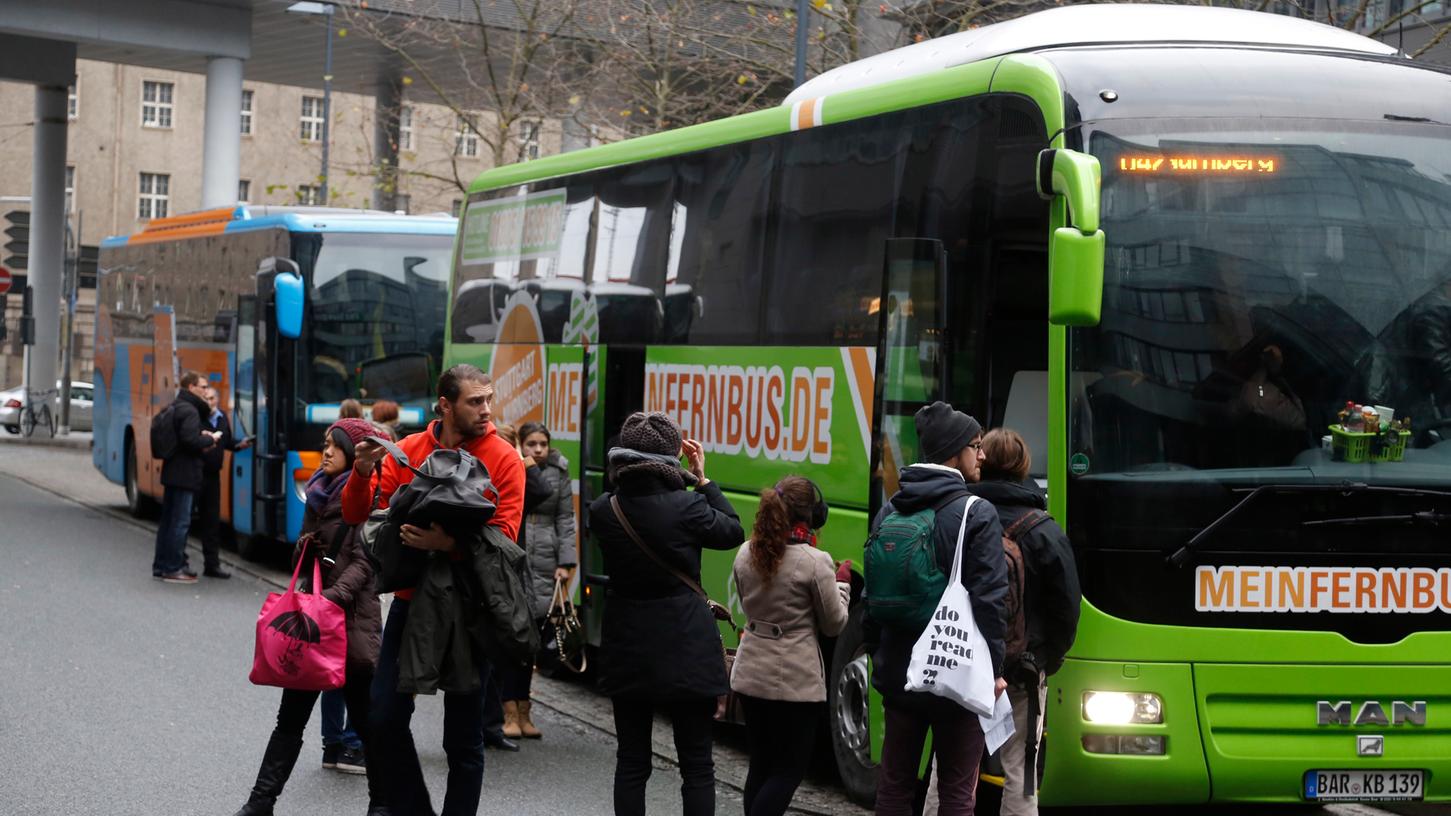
[251,270,288,541]
[871,238,949,513]
[231,295,257,536]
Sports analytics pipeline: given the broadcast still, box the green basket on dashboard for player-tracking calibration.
[1329,425,1410,463]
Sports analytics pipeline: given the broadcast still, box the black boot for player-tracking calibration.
[233,731,303,816]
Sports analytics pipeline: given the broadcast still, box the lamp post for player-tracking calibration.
[795,0,809,88]
[288,2,336,202]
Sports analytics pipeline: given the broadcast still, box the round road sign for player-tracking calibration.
[0,266,11,295]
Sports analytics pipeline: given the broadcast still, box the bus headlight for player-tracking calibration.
[1083,691,1163,724]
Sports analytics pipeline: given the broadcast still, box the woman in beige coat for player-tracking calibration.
[731,475,850,816]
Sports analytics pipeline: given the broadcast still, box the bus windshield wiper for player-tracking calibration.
[1303,510,1451,528]
[1167,482,1451,567]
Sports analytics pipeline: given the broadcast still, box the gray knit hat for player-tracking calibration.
[612,412,688,489]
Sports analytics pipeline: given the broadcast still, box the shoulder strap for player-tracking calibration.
[609,494,710,601]
[1004,509,1052,541]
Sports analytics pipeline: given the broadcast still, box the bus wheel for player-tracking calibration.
[828,604,878,806]
[124,436,157,518]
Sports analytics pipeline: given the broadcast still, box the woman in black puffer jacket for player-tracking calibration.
[232,418,384,816]
[588,412,744,816]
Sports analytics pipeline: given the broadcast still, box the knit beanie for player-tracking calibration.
[914,401,982,465]
[614,411,687,489]
[327,417,376,467]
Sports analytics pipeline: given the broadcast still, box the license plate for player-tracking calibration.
[1304,770,1424,802]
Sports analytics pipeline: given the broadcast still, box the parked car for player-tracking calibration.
[1,381,93,434]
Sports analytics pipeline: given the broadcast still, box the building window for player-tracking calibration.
[519,121,541,161]
[141,81,174,128]
[67,84,78,120]
[399,106,414,151]
[138,172,170,219]
[455,115,479,158]
[65,166,75,214]
[394,193,410,214]
[301,95,324,142]
[451,198,463,217]
[238,179,251,203]
[240,90,254,135]
[297,184,323,206]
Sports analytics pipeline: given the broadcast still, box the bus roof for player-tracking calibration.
[786,5,1398,104]
[100,205,457,248]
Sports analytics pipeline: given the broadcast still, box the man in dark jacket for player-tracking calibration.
[968,428,1081,816]
[151,371,220,583]
[191,385,250,579]
[868,401,1009,816]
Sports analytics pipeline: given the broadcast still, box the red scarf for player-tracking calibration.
[789,523,817,548]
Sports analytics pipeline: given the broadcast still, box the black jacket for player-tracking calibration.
[966,479,1081,678]
[160,390,215,491]
[588,475,744,701]
[867,464,1009,702]
[201,409,235,475]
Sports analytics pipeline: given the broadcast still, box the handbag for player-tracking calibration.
[609,495,744,721]
[362,435,499,593]
[903,495,997,716]
[250,539,348,691]
[544,576,588,674]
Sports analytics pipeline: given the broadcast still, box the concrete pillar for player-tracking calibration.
[373,78,401,212]
[27,83,67,433]
[201,56,244,209]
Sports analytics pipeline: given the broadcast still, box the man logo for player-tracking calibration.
[1316,700,1427,727]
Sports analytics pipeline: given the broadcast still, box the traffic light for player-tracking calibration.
[4,210,29,270]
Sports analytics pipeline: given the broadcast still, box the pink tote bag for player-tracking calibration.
[249,541,348,691]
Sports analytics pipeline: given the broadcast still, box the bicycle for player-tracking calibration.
[20,390,57,438]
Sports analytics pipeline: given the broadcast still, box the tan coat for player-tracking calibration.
[730,540,850,703]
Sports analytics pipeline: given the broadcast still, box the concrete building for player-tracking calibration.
[0,58,564,388]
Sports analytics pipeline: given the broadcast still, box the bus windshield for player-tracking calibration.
[1070,117,1451,486]
[295,232,453,413]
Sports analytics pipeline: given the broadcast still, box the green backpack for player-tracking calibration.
[864,507,946,628]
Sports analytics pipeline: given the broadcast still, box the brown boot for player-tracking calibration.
[502,700,523,739]
[518,700,542,739]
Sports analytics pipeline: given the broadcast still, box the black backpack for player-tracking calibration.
[149,402,180,460]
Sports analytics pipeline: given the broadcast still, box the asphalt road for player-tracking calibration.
[0,471,752,816]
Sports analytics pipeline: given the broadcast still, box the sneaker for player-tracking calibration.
[335,746,367,774]
[159,570,197,584]
[322,743,342,769]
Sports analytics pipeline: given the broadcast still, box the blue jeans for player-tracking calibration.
[151,487,195,575]
[321,689,361,749]
[369,599,488,816]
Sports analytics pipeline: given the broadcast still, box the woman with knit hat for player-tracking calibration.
[232,418,385,816]
[588,411,745,816]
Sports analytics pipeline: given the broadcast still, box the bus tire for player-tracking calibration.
[124,434,157,519]
[828,603,879,806]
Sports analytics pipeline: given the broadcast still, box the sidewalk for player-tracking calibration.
[0,429,92,450]
[0,446,871,816]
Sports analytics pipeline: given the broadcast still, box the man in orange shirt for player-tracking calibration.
[345,364,524,816]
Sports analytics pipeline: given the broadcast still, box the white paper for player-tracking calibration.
[979,690,1016,755]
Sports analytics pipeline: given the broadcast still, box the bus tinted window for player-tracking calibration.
[670,140,776,345]
[592,163,672,344]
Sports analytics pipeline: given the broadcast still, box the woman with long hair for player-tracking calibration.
[730,475,850,816]
[232,418,384,816]
[589,411,744,816]
[505,420,576,738]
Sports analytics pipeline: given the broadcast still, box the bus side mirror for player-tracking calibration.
[1038,149,1105,327]
[260,257,304,339]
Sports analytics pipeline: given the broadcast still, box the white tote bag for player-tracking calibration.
[903,495,997,716]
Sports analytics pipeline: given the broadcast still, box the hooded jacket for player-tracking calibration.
[866,464,1009,703]
[523,450,577,619]
[965,479,1081,678]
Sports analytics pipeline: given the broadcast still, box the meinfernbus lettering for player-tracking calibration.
[1196,565,1451,614]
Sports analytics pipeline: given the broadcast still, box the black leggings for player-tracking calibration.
[276,665,379,800]
[612,696,716,816]
[740,696,824,816]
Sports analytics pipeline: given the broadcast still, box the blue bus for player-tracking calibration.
[93,205,456,557]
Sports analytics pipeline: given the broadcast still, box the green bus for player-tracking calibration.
[444,5,1451,807]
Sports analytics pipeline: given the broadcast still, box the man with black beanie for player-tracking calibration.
[867,400,1009,816]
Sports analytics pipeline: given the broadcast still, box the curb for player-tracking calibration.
[0,433,92,451]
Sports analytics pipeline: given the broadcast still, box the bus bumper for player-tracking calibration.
[1039,659,1451,805]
